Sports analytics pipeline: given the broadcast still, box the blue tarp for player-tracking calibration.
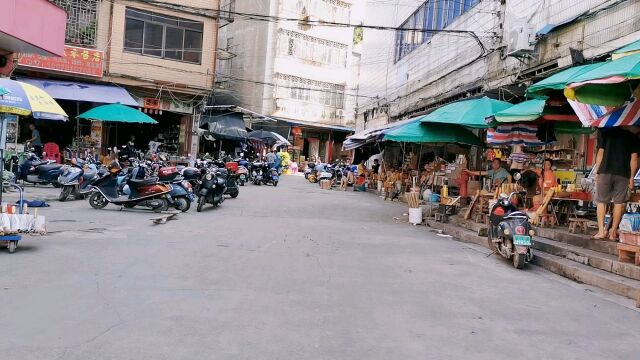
[537,11,587,37]
[18,78,139,106]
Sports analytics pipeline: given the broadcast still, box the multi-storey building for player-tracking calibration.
[356,0,640,131]
[13,0,220,158]
[216,0,364,162]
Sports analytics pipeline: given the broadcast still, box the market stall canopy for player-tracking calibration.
[487,123,545,147]
[419,97,512,128]
[200,112,248,141]
[342,117,419,150]
[248,130,291,146]
[613,39,640,60]
[19,78,139,106]
[565,52,640,106]
[0,78,67,121]
[383,122,483,146]
[494,98,547,123]
[526,63,605,97]
[77,103,157,124]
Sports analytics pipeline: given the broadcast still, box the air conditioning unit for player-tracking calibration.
[506,21,535,57]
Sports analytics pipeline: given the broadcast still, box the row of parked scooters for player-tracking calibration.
[11,151,281,213]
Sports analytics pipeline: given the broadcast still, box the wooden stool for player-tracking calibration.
[568,218,589,234]
[618,243,640,265]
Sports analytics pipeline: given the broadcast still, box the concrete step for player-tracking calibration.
[533,251,640,301]
[425,219,640,303]
[533,236,640,282]
[535,226,617,256]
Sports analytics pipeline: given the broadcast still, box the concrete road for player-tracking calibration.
[1,177,640,360]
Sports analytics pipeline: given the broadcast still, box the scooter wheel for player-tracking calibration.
[175,197,191,212]
[52,181,62,188]
[273,180,278,187]
[513,252,526,269]
[59,186,73,202]
[88,192,108,209]
[230,190,239,198]
[152,198,169,213]
[196,196,206,212]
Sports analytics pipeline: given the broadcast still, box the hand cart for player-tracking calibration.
[1,184,24,253]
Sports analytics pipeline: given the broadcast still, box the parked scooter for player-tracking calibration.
[261,163,279,186]
[488,175,534,269]
[317,165,337,187]
[305,162,318,183]
[57,159,105,201]
[196,167,227,212]
[15,152,63,187]
[158,166,195,212]
[236,158,249,186]
[251,160,264,185]
[88,167,172,212]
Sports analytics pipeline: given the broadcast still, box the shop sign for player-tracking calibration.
[18,45,104,77]
[90,121,102,150]
[138,97,193,115]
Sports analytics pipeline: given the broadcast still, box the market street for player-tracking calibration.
[0,176,639,360]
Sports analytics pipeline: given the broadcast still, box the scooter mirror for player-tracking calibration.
[513,172,522,181]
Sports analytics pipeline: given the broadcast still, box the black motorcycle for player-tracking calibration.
[15,152,63,187]
[196,167,227,212]
[488,189,534,269]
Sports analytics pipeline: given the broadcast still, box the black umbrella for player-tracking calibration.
[200,113,248,141]
[248,130,291,145]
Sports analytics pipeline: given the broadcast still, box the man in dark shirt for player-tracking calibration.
[594,127,640,240]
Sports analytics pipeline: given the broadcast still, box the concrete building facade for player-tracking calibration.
[216,0,364,162]
[356,0,640,131]
[14,0,220,157]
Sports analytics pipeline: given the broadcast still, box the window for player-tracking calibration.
[124,8,204,64]
[274,73,345,109]
[52,0,98,47]
[394,0,481,62]
[277,29,348,67]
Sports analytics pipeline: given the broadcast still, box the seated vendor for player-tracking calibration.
[537,158,557,194]
[464,158,511,190]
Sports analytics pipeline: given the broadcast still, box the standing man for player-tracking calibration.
[28,123,42,156]
[464,158,511,190]
[593,127,640,241]
[265,149,277,168]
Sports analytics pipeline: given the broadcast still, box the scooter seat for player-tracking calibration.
[127,177,158,188]
[39,163,63,172]
[83,168,97,179]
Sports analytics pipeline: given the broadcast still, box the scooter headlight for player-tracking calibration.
[503,229,511,236]
[205,173,213,181]
[529,229,535,236]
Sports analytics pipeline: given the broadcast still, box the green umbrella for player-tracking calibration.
[419,97,512,128]
[77,103,157,124]
[494,98,547,123]
[526,63,605,97]
[383,121,484,146]
[566,53,640,106]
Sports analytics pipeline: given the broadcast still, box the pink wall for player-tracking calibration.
[0,0,66,56]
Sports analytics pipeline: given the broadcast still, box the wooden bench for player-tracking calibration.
[617,243,640,266]
[568,218,589,234]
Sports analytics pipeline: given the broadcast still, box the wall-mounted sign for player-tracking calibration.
[18,45,104,78]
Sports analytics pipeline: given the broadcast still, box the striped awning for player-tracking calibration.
[487,124,545,146]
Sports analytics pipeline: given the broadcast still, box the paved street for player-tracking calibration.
[2,176,640,360]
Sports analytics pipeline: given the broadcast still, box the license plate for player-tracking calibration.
[513,235,531,246]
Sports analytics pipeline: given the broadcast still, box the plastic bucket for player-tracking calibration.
[409,207,423,224]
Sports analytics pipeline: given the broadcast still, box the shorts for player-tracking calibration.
[596,173,630,204]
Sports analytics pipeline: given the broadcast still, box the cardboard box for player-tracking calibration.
[320,180,331,190]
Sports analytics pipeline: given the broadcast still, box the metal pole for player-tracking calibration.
[0,115,8,205]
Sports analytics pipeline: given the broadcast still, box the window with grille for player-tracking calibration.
[277,29,348,67]
[52,0,98,47]
[274,73,345,109]
[394,0,481,62]
[124,8,204,64]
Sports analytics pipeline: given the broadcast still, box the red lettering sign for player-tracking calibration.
[18,46,103,77]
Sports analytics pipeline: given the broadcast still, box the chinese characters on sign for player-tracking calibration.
[18,46,104,78]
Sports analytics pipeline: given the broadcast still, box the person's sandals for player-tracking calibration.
[608,231,619,241]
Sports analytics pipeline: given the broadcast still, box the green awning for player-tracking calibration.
[566,52,640,106]
[554,121,594,134]
[494,98,547,123]
[419,97,512,128]
[526,63,605,97]
[77,103,158,124]
[383,122,484,146]
[613,39,640,60]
